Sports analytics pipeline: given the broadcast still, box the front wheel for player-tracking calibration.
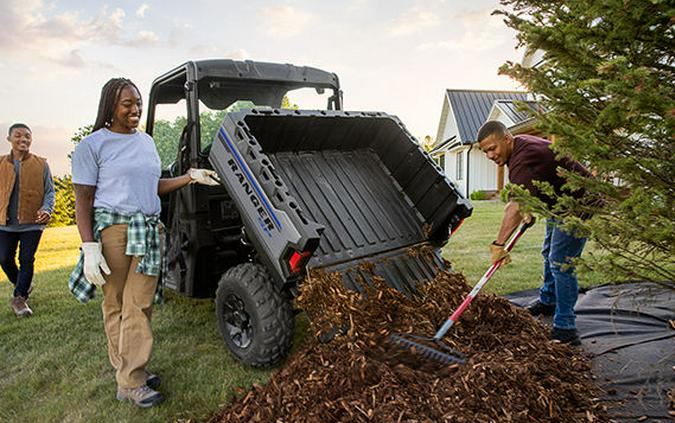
[215,263,294,367]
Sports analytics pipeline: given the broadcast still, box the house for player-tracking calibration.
[430,89,532,197]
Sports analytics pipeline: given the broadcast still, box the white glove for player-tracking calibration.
[188,168,221,186]
[81,242,111,286]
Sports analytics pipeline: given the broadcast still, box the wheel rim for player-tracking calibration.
[221,293,253,349]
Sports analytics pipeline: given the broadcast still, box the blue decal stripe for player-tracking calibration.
[218,127,283,230]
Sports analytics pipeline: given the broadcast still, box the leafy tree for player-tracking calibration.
[49,175,75,227]
[281,95,299,110]
[153,116,187,169]
[421,135,435,152]
[67,124,93,160]
[48,125,94,226]
[496,0,674,282]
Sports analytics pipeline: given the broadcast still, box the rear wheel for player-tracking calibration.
[215,263,294,367]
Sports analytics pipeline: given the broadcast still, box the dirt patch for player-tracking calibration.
[207,270,608,423]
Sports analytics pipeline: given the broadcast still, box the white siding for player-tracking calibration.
[467,148,498,194]
[487,105,515,127]
[441,100,460,143]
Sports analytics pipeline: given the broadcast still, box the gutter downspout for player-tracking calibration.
[466,144,473,197]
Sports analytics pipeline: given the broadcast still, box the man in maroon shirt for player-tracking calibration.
[476,121,591,346]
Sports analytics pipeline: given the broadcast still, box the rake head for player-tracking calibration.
[389,332,467,365]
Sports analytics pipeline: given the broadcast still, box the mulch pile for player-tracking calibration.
[207,268,608,423]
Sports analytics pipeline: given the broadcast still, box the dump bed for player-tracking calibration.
[209,109,472,293]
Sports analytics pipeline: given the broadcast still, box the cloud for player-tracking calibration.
[188,46,250,60]
[389,8,441,37]
[137,30,159,44]
[455,8,505,29]
[0,1,166,76]
[0,1,155,58]
[136,4,150,18]
[417,30,504,52]
[223,49,250,60]
[168,22,192,47]
[46,49,121,72]
[51,49,86,68]
[259,5,314,37]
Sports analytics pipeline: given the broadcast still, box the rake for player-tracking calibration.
[390,218,536,365]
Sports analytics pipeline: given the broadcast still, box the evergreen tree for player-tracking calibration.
[496,0,674,282]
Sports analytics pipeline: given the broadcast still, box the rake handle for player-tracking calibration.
[433,218,534,341]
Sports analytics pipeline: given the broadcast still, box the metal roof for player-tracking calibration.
[494,99,543,123]
[446,89,528,144]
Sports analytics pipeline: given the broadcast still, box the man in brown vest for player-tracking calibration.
[0,123,55,317]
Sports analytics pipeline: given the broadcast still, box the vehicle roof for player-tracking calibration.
[149,59,340,106]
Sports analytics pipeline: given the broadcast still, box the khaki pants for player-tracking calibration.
[100,224,161,389]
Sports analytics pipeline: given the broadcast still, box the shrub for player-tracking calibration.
[470,191,489,201]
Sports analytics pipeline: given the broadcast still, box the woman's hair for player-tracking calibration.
[93,78,141,131]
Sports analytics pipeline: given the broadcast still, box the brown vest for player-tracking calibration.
[0,152,47,225]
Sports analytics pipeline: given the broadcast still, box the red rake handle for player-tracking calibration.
[433,218,534,341]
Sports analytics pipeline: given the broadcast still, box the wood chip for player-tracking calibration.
[206,270,608,423]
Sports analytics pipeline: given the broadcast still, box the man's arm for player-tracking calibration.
[36,163,55,224]
[487,201,524,265]
[74,184,96,242]
[495,201,524,245]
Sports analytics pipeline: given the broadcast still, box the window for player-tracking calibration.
[456,151,464,180]
[437,153,446,171]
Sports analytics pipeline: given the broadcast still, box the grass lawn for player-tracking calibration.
[442,200,605,295]
[0,201,605,422]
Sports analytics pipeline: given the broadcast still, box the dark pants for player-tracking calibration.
[0,230,43,298]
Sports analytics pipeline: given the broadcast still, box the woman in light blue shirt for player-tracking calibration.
[71,78,218,408]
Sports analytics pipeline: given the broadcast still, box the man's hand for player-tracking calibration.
[81,242,111,286]
[188,168,221,186]
[489,242,512,265]
[35,209,51,224]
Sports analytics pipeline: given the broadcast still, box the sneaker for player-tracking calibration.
[10,296,33,318]
[116,385,163,408]
[527,300,555,317]
[145,372,161,390]
[551,327,581,346]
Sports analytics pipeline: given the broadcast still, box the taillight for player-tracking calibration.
[288,250,312,274]
[450,219,465,236]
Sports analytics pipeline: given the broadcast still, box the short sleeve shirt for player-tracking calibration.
[71,128,162,215]
[506,135,591,209]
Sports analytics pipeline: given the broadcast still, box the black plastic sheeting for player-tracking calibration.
[506,282,675,422]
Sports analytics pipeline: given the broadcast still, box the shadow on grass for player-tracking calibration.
[0,265,310,423]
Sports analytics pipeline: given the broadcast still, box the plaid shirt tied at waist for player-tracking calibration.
[68,208,164,304]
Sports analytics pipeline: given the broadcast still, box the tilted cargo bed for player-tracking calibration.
[209,109,472,293]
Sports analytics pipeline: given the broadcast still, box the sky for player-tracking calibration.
[0,0,525,176]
